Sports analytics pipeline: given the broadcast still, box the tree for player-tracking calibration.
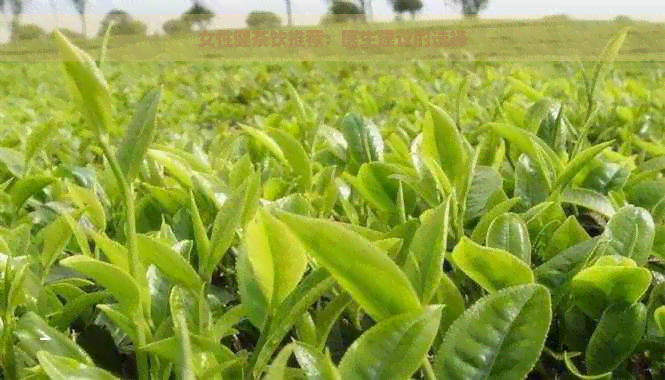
[327,0,364,23]
[390,0,422,20]
[182,1,215,31]
[70,0,86,37]
[52,27,84,41]
[97,9,147,37]
[324,0,369,22]
[445,0,489,17]
[12,23,45,41]
[246,11,282,29]
[285,0,292,27]
[0,0,27,42]
[163,18,191,35]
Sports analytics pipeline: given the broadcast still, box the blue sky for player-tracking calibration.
[2,0,664,40]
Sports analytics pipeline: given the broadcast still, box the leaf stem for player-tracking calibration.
[422,357,436,380]
[98,136,150,380]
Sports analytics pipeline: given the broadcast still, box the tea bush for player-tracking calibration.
[1,28,665,379]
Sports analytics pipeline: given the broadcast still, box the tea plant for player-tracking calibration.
[0,26,664,380]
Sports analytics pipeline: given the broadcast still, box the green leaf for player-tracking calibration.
[571,256,651,319]
[542,216,591,261]
[535,238,600,304]
[563,352,612,380]
[487,122,561,180]
[39,211,80,270]
[314,293,353,350]
[116,87,161,183]
[97,20,115,66]
[486,213,531,265]
[293,342,342,380]
[588,27,631,110]
[25,119,58,166]
[59,256,140,314]
[464,166,502,222]
[53,29,114,135]
[434,284,552,380]
[585,302,646,375]
[205,175,259,275]
[470,197,521,243]
[422,103,467,186]
[0,147,25,177]
[97,304,138,343]
[514,154,550,209]
[337,305,443,380]
[244,207,309,311]
[15,312,92,364]
[343,163,396,213]
[655,305,665,335]
[37,351,120,380]
[253,269,335,375]
[339,113,383,171]
[275,210,421,321]
[560,188,616,218]
[173,309,196,380]
[553,141,614,193]
[268,128,312,191]
[451,237,535,293]
[263,344,295,380]
[86,229,129,272]
[136,235,201,291]
[411,196,451,303]
[240,124,287,163]
[435,273,466,338]
[603,205,654,266]
[11,175,55,209]
[67,183,106,231]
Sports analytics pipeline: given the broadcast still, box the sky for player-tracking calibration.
[1,0,665,41]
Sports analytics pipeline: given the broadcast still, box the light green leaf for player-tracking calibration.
[244,207,309,311]
[411,196,451,303]
[15,312,92,364]
[263,344,295,380]
[37,351,120,380]
[116,87,161,183]
[53,29,113,135]
[422,103,467,185]
[571,256,651,319]
[487,122,561,181]
[59,256,140,314]
[470,197,521,243]
[136,234,201,291]
[452,237,534,293]
[240,124,287,163]
[275,210,421,321]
